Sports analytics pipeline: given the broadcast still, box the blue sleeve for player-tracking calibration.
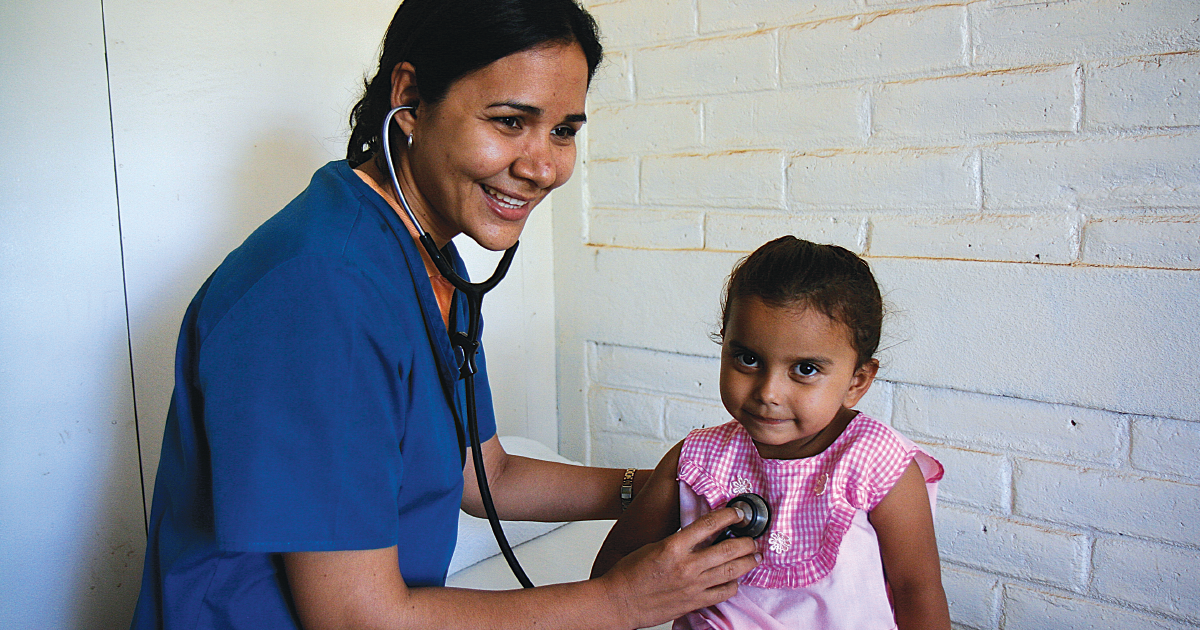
[197,255,404,552]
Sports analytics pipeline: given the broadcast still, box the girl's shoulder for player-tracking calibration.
[828,414,944,509]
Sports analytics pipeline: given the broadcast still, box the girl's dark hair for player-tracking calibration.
[346,0,603,167]
[721,236,883,367]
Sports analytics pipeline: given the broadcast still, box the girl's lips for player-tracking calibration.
[744,411,791,425]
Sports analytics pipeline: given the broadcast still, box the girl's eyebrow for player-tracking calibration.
[487,101,587,124]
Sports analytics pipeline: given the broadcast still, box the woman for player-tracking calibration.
[130,1,758,628]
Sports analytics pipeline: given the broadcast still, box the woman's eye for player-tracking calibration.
[494,116,521,129]
[552,125,578,139]
[734,352,759,368]
[793,362,819,377]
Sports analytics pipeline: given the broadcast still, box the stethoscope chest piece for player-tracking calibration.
[723,492,772,540]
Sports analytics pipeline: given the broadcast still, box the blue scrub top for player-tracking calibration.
[131,160,497,629]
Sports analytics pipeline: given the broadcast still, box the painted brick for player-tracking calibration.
[705,212,865,253]
[591,431,674,469]
[780,7,967,86]
[1003,584,1197,630]
[869,213,1079,264]
[935,506,1084,589]
[856,378,893,425]
[587,0,696,49]
[635,32,778,100]
[872,259,1200,424]
[590,50,634,105]
[587,386,665,438]
[704,87,865,150]
[941,565,998,630]
[697,0,858,34]
[787,149,979,211]
[1087,53,1200,130]
[1093,537,1200,620]
[664,397,729,441]
[586,158,637,206]
[973,0,1200,68]
[1132,417,1200,480]
[643,151,784,209]
[924,445,1007,511]
[1014,459,1200,544]
[589,101,702,158]
[984,135,1200,211]
[1081,218,1200,270]
[591,343,722,400]
[873,66,1077,140]
[588,207,704,249]
[894,383,1124,465]
[583,248,744,357]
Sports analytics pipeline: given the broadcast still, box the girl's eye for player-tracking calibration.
[793,362,819,377]
[494,116,521,129]
[734,352,759,369]
[552,125,578,139]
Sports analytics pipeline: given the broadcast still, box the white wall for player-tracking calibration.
[1,3,142,628]
[1,1,559,627]
[557,1,1200,628]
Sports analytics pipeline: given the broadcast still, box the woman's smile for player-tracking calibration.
[480,183,531,217]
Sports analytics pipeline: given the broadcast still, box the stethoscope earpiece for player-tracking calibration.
[722,492,772,540]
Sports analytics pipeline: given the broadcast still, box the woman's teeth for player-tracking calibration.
[483,184,525,209]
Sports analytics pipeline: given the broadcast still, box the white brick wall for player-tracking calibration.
[558,1,1200,627]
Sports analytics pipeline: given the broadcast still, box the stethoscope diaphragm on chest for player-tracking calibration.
[718,492,772,541]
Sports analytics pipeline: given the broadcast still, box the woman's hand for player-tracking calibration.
[595,506,760,628]
[284,508,756,630]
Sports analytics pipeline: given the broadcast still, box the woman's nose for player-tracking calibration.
[513,137,557,189]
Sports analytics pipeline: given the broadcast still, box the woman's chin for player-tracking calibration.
[468,222,527,252]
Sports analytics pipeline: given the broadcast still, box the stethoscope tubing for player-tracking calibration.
[382,106,534,588]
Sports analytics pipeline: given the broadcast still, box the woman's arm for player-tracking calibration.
[868,461,951,630]
[591,441,684,578]
[284,504,758,630]
[461,435,651,522]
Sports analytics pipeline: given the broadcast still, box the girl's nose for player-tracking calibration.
[753,373,782,405]
[513,136,557,189]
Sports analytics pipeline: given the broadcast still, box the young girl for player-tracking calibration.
[592,236,950,630]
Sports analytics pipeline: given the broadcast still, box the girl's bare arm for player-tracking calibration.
[868,461,951,630]
[591,441,685,578]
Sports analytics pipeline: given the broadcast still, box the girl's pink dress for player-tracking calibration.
[674,413,943,630]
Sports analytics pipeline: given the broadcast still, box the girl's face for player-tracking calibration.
[399,42,589,250]
[720,296,877,460]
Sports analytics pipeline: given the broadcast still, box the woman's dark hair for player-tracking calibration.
[721,236,883,367]
[347,0,603,167]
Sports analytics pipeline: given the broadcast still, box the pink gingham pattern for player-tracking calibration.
[678,413,943,589]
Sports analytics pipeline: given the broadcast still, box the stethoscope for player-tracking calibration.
[381,105,535,586]
[381,105,772,588]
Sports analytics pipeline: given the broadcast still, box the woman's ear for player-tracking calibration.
[389,61,421,133]
[842,358,879,408]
